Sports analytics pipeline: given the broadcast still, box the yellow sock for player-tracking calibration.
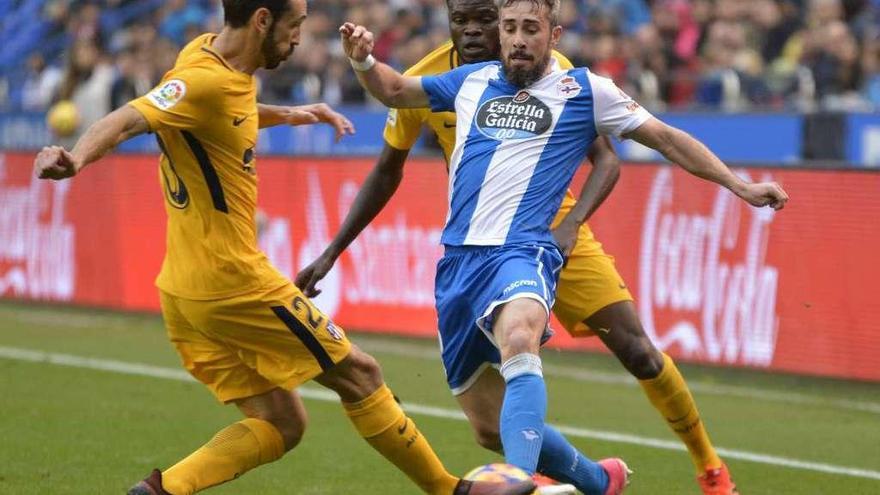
[639,353,722,474]
[344,384,459,495]
[162,418,285,495]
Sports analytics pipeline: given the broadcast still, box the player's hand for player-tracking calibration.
[339,22,374,62]
[552,219,580,263]
[289,103,355,142]
[736,181,789,210]
[295,252,337,298]
[34,146,80,180]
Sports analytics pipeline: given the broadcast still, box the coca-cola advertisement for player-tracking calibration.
[1,152,878,381]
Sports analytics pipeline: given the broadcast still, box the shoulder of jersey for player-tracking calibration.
[175,34,212,63]
[403,41,456,76]
[174,34,230,72]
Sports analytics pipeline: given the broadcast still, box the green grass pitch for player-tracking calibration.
[0,302,878,494]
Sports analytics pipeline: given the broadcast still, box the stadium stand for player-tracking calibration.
[0,0,877,113]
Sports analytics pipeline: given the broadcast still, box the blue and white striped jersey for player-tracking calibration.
[421,61,651,247]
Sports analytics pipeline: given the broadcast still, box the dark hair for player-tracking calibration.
[446,0,496,8]
[497,0,560,26]
[222,0,291,28]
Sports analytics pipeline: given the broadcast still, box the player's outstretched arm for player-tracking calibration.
[295,143,409,297]
[34,104,149,180]
[339,22,429,108]
[257,103,355,141]
[552,136,620,258]
[624,118,790,210]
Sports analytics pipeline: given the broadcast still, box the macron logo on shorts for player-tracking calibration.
[503,279,538,294]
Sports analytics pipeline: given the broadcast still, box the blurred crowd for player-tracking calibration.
[4,0,879,133]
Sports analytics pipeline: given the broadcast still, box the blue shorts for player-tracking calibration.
[434,242,564,395]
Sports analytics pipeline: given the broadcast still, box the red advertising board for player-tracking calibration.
[2,151,878,381]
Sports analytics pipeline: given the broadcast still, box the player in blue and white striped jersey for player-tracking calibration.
[340,1,787,494]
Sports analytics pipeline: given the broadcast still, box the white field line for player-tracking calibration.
[1,345,879,482]
[4,306,879,415]
[355,339,880,415]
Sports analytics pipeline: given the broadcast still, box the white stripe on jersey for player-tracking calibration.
[446,65,500,226]
[462,75,568,245]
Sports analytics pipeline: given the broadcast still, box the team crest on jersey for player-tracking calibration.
[556,76,581,98]
[147,79,187,110]
[476,94,552,141]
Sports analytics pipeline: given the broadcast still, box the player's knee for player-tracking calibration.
[620,336,664,380]
[499,324,540,357]
[496,301,546,357]
[346,347,384,389]
[317,346,385,402]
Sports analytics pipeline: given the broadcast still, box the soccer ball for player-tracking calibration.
[46,100,79,137]
[464,463,532,484]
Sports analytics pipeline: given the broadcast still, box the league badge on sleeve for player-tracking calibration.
[556,76,581,99]
[146,79,187,110]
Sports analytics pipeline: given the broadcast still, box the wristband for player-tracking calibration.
[349,54,376,72]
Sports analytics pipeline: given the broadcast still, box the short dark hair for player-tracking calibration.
[497,0,560,26]
[222,0,291,28]
[446,0,496,8]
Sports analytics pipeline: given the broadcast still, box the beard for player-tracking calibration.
[262,24,292,70]
[503,51,551,88]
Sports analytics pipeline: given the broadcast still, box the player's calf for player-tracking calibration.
[471,423,503,453]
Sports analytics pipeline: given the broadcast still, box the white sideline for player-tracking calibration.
[1,345,879,482]
[6,307,880,415]
[355,339,880,415]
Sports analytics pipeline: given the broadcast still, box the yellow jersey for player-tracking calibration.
[382,42,586,232]
[130,33,287,300]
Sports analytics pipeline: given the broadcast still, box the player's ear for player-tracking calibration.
[254,7,273,34]
[550,25,562,47]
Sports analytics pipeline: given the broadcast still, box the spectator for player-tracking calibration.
[22,54,63,111]
[807,20,866,107]
[158,0,208,46]
[3,0,879,113]
[109,48,152,110]
[54,39,114,143]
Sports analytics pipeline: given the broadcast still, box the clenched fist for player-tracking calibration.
[34,146,80,181]
[736,181,790,210]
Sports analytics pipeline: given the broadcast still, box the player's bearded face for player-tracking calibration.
[503,39,551,88]
[499,2,559,88]
[262,20,295,69]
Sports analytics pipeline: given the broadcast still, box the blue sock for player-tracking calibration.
[537,425,609,495]
[499,354,547,474]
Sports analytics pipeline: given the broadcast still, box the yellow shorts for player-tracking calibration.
[160,282,352,403]
[551,202,633,337]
